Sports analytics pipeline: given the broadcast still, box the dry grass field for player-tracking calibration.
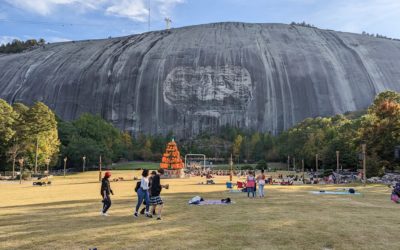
[0,171,399,250]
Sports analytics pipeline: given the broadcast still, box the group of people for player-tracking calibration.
[100,168,167,220]
[245,169,267,198]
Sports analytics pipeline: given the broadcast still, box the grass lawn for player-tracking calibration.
[211,162,286,170]
[108,161,286,170]
[1,171,399,250]
[110,161,160,170]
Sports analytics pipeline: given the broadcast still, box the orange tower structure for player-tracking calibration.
[160,139,184,170]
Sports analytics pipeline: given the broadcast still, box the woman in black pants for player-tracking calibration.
[100,171,114,216]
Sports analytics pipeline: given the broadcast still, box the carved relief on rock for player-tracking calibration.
[163,65,253,115]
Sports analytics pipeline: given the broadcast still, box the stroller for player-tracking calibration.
[391,182,400,203]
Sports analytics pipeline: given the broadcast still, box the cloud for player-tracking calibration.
[0,36,20,45]
[6,0,185,22]
[310,0,400,34]
[106,0,185,22]
[5,0,103,16]
[106,0,149,21]
[47,36,72,43]
[156,0,185,17]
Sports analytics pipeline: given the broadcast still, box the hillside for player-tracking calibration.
[0,22,399,136]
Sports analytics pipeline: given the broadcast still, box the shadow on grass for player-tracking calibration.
[1,188,398,250]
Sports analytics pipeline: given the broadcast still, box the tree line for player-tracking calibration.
[0,38,46,54]
[0,101,59,174]
[179,91,400,176]
[1,91,399,177]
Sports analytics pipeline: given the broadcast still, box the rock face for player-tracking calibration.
[0,22,400,136]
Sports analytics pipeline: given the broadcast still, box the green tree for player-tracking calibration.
[24,102,60,172]
[358,91,400,174]
[0,99,17,171]
[233,134,243,162]
[250,132,261,161]
[7,103,30,176]
[60,113,126,166]
[256,159,268,170]
[0,99,16,148]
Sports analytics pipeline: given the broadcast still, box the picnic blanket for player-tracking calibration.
[190,200,235,205]
[310,191,361,195]
[228,189,242,193]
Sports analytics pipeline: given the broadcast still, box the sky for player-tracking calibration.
[0,0,400,45]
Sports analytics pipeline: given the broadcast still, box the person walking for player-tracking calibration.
[246,171,256,198]
[257,169,266,198]
[134,169,152,218]
[100,171,114,216]
[150,168,168,220]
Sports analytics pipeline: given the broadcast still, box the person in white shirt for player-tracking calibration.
[134,169,152,218]
[256,169,266,198]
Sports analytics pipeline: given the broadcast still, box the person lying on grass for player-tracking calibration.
[100,171,114,216]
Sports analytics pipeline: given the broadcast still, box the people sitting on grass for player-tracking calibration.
[134,169,152,218]
[256,169,266,198]
[246,171,256,198]
[100,171,114,216]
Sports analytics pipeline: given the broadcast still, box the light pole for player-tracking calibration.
[63,157,67,178]
[82,155,86,172]
[99,155,102,182]
[362,144,366,186]
[12,155,16,179]
[302,159,305,183]
[315,154,319,172]
[229,154,233,182]
[45,158,50,174]
[336,151,340,174]
[34,137,39,174]
[287,155,290,171]
[293,157,296,171]
[18,158,24,184]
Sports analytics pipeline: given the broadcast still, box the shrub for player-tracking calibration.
[256,160,268,170]
[241,165,254,170]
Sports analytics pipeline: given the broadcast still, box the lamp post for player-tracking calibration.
[99,155,102,182]
[362,144,366,186]
[336,151,340,173]
[293,157,296,171]
[18,158,24,184]
[63,157,67,178]
[229,154,233,182]
[34,137,39,174]
[12,155,16,179]
[45,158,50,174]
[287,155,290,171]
[82,155,86,172]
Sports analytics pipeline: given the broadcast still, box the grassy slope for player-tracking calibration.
[0,171,398,250]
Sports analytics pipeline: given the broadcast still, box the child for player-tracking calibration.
[100,171,114,216]
[150,168,168,220]
[246,171,256,198]
[257,169,266,198]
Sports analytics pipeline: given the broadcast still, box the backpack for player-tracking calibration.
[135,181,141,193]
